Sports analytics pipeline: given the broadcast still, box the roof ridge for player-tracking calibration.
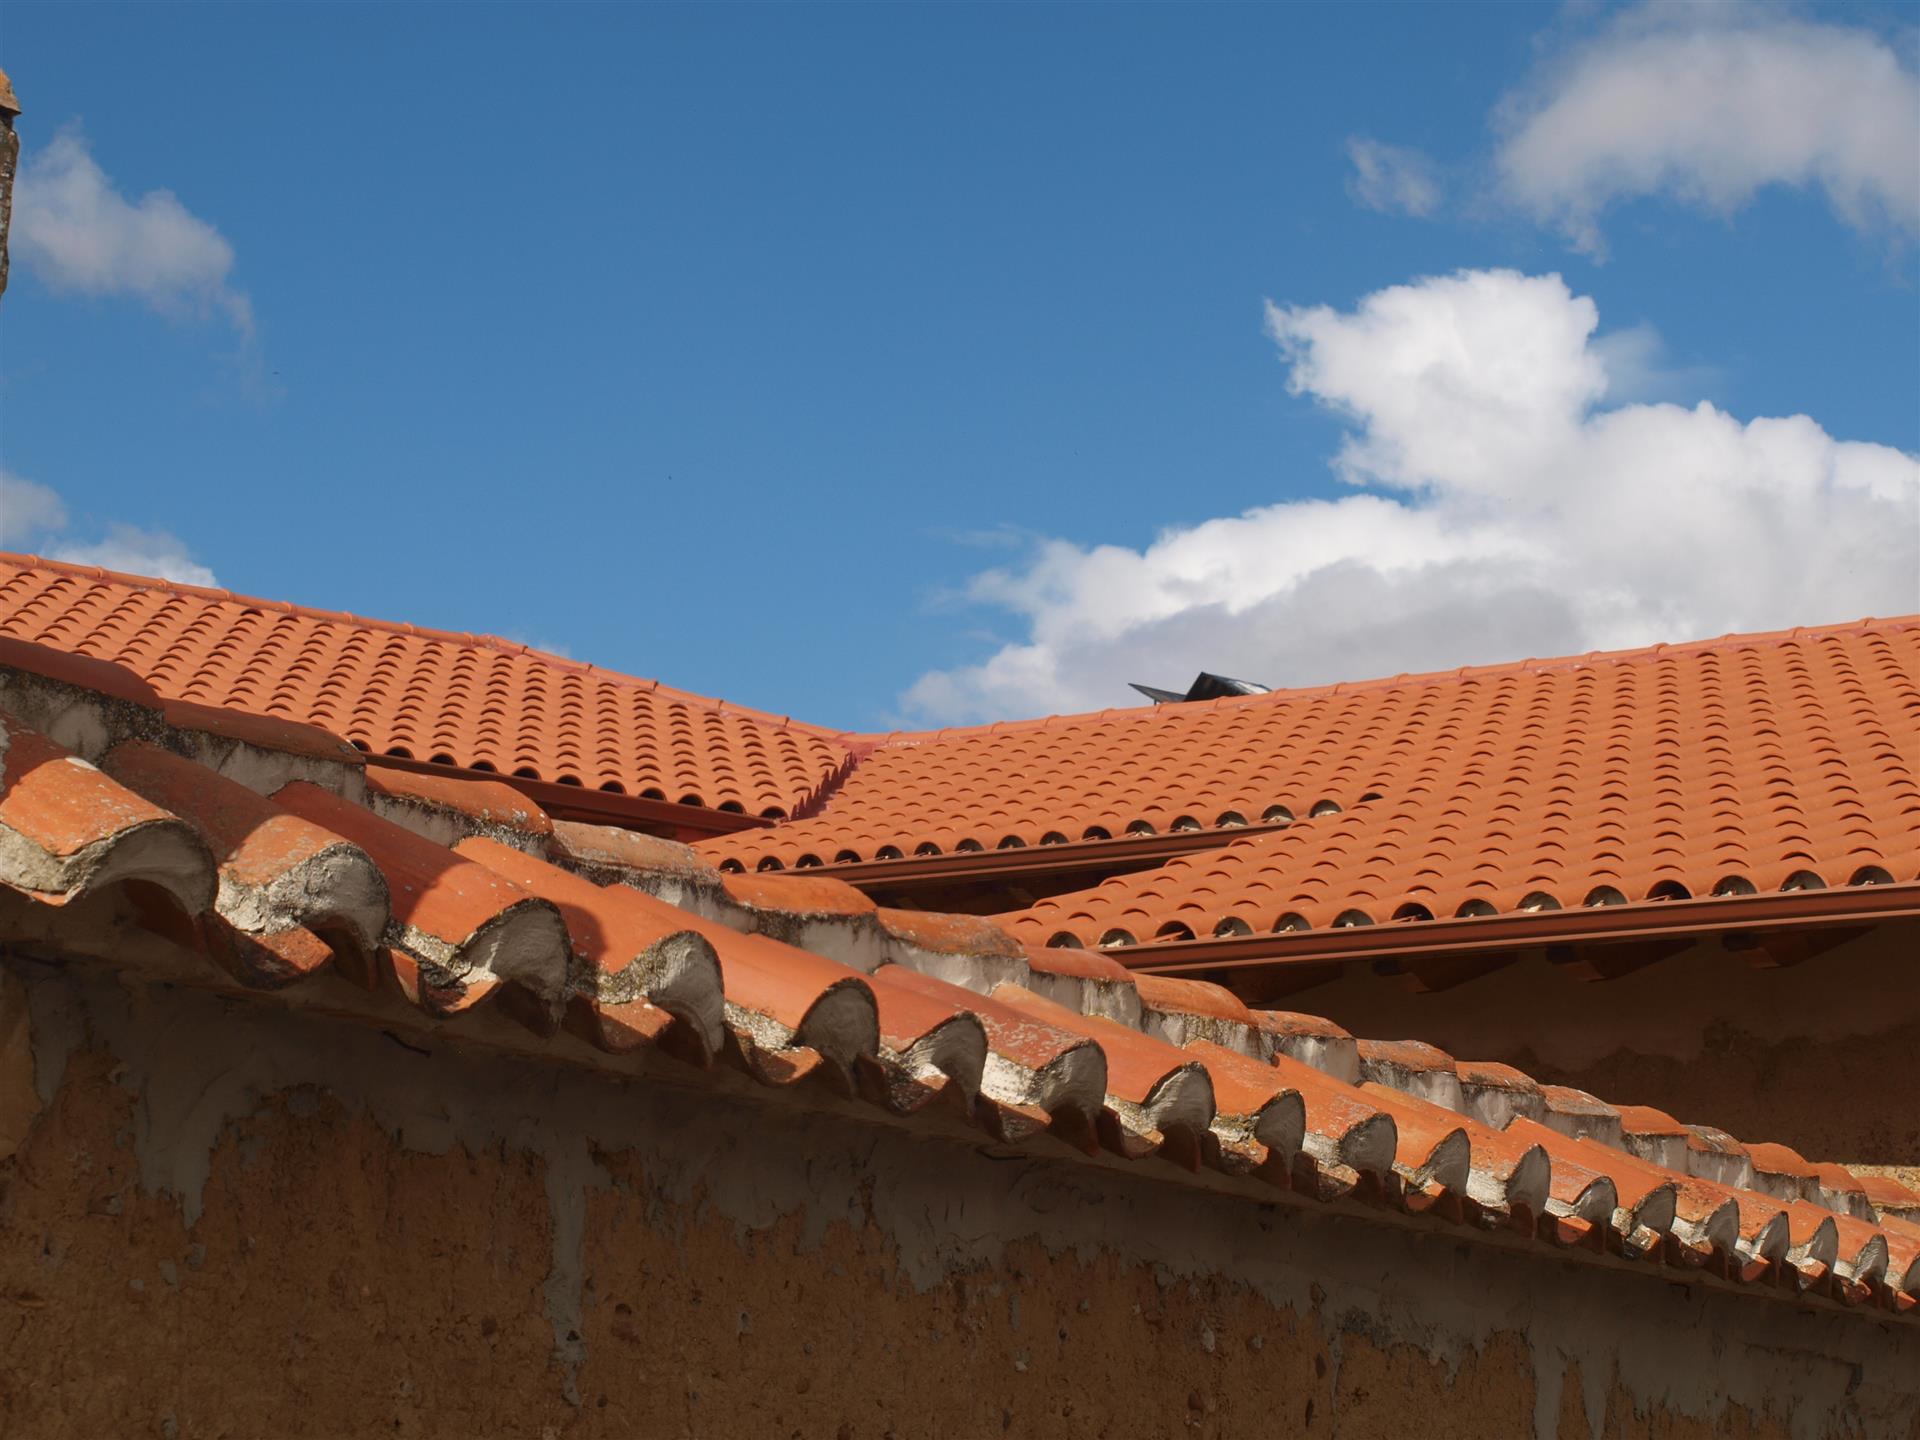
[842,613,1920,748]
[0,550,846,741]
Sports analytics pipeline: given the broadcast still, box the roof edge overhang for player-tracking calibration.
[1116,882,1920,978]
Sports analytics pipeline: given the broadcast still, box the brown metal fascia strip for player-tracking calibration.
[1120,883,1920,976]
[811,821,1289,886]
[363,755,774,836]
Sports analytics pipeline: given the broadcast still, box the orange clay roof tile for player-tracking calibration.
[366,765,553,839]
[0,713,213,911]
[0,554,848,818]
[863,964,989,1090]
[991,982,1213,1124]
[448,836,726,1057]
[100,740,387,954]
[273,780,571,1014]
[6,603,1920,1317]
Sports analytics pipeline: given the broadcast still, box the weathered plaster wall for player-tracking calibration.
[1280,925,1920,1166]
[0,954,1914,1440]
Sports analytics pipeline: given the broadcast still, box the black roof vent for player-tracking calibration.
[1130,672,1270,705]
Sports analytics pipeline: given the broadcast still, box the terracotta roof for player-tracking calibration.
[700,617,1920,950]
[0,554,849,819]
[3,641,1915,1316]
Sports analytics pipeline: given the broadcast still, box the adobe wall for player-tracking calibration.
[0,954,1914,1440]
[1280,924,1920,1167]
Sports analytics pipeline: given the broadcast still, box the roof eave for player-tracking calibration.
[1116,882,1920,978]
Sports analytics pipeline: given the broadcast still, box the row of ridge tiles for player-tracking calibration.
[0,555,849,817]
[1,644,1914,1314]
[707,618,1920,944]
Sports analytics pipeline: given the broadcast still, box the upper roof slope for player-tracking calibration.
[0,554,850,818]
[701,620,1920,936]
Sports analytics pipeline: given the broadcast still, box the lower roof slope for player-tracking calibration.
[0,554,850,820]
[2,639,1915,1318]
[704,617,1920,948]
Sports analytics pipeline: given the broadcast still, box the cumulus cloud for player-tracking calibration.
[13,128,254,338]
[1496,5,1920,254]
[0,472,68,548]
[0,468,218,587]
[902,269,1920,724]
[1345,138,1442,217]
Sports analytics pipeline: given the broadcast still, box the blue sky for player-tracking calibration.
[2,2,1916,731]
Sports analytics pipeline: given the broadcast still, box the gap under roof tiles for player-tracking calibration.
[703,617,1920,945]
[2,639,1916,1317]
[0,555,849,818]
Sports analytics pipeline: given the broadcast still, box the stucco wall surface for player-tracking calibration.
[0,955,1914,1440]
[1280,926,1920,1166]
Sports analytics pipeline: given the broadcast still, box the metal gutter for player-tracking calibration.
[1116,882,1920,977]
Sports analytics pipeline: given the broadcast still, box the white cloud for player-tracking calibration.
[1496,6,1920,255]
[0,472,69,547]
[1345,138,1442,217]
[13,128,254,338]
[902,269,1920,724]
[48,527,219,589]
[0,468,218,587]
